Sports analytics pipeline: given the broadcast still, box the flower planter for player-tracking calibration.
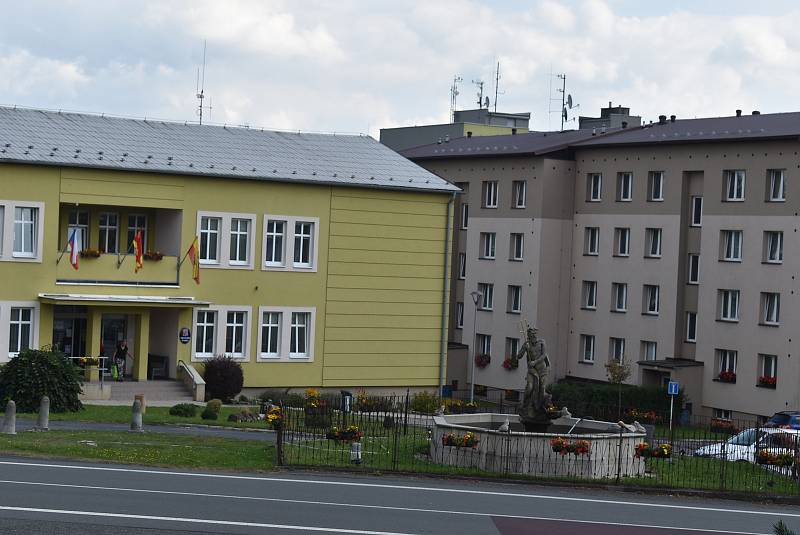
[757,376,777,389]
[502,357,518,370]
[144,251,164,261]
[79,249,101,259]
[717,371,736,383]
[474,354,491,369]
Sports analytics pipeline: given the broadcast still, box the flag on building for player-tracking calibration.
[186,236,200,284]
[67,228,80,271]
[132,230,144,273]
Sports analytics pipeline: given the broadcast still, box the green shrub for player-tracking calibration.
[206,399,222,415]
[0,347,83,413]
[259,389,305,407]
[202,356,244,402]
[548,381,685,420]
[238,394,249,403]
[410,391,439,414]
[201,407,218,420]
[168,403,197,418]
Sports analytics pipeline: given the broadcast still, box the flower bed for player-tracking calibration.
[757,376,777,388]
[550,437,592,456]
[442,431,479,449]
[326,425,363,442]
[624,408,662,425]
[475,354,491,369]
[710,418,738,434]
[756,450,795,467]
[717,371,736,383]
[443,399,478,414]
[634,442,671,459]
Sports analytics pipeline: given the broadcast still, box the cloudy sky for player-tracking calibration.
[2,0,799,137]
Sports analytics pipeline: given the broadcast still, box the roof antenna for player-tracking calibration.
[492,60,504,112]
[449,76,463,123]
[472,79,485,109]
[196,40,211,125]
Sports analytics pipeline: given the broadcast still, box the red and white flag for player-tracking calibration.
[67,229,80,270]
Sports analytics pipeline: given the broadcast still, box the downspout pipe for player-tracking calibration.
[438,192,456,398]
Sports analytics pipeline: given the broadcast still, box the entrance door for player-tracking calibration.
[101,315,127,377]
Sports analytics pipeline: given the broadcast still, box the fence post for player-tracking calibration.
[719,428,727,491]
[615,425,623,484]
[276,402,285,466]
[404,390,409,436]
[392,396,401,471]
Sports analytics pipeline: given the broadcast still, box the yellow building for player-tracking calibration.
[0,107,457,396]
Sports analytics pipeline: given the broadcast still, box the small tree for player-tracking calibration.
[605,359,631,421]
[0,347,83,412]
[202,356,244,402]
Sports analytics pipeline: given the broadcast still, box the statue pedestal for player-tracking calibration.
[519,417,552,433]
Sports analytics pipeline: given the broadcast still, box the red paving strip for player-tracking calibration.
[491,517,746,535]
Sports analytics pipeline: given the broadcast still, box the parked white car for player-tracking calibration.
[694,428,800,464]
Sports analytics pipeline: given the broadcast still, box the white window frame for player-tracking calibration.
[199,215,222,265]
[98,212,119,254]
[508,285,522,313]
[458,253,466,280]
[256,306,316,362]
[585,227,599,256]
[258,310,282,358]
[685,312,697,342]
[478,283,494,311]
[644,284,660,315]
[582,280,597,310]
[717,349,737,374]
[127,213,148,252]
[761,292,780,326]
[610,337,625,362]
[768,169,785,202]
[194,309,217,358]
[192,305,253,361]
[224,310,248,358]
[512,180,527,208]
[614,227,630,257]
[721,230,742,262]
[259,214,319,272]
[648,171,664,201]
[0,201,43,263]
[713,408,732,420]
[67,209,89,252]
[719,289,740,321]
[645,228,662,258]
[760,354,777,379]
[690,196,703,227]
[580,334,595,362]
[229,218,251,266]
[724,170,746,201]
[0,301,40,361]
[617,172,633,201]
[455,302,464,329]
[587,173,602,201]
[641,341,657,361]
[506,337,520,359]
[293,221,315,268]
[483,181,498,208]
[612,282,627,312]
[197,211,257,270]
[764,231,783,264]
[480,232,496,259]
[687,254,700,284]
[264,219,286,267]
[289,311,312,358]
[510,233,524,261]
[460,203,469,229]
[476,333,492,355]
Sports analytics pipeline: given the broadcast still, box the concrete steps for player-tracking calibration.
[107,380,194,403]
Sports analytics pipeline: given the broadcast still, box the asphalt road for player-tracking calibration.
[0,456,797,534]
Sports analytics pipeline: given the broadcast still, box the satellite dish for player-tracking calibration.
[566,94,573,109]
[484,96,490,109]
[562,107,568,121]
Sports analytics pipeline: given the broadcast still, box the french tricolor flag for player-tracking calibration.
[67,228,80,271]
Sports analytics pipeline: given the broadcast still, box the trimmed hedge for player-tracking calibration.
[202,356,243,402]
[169,403,198,418]
[549,381,685,421]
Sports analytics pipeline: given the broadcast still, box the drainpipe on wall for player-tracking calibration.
[438,192,456,398]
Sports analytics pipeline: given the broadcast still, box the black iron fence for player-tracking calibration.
[273,393,800,497]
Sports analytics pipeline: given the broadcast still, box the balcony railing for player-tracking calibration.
[56,252,180,286]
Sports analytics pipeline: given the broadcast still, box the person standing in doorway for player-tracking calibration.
[114,340,130,382]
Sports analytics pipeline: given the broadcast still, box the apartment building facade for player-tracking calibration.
[0,107,457,393]
[405,111,800,419]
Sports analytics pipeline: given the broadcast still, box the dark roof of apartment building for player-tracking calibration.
[574,111,800,148]
[401,128,617,160]
[0,106,459,193]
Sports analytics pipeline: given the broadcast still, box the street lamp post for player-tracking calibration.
[469,290,483,403]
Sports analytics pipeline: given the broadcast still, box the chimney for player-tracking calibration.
[444,134,450,143]
[601,126,606,134]
[511,128,517,135]
[608,101,612,108]
[670,115,676,123]
[658,115,667,125]
[736,109,742,117]
[752,110,761,115]
[621,121,628,129]
[467,131,473,138]
[437,137,442,144]
[592,127,597,136]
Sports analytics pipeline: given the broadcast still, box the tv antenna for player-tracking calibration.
[449,76,463,123]
[472,79,486,109]
[196,40,212,125]
[548,71,579,131]
[492,60,504,112]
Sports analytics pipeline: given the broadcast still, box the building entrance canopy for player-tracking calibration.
[38,293,209,308]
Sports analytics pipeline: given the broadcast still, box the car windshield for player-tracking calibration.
[727,429,757,446]
[769,414,791,425]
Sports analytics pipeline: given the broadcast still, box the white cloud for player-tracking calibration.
[0,48,89,101]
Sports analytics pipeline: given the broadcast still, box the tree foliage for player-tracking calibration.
[202,356,243,402]
[0,347,83,412]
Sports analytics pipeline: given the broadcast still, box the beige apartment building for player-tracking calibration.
[404,110,800,420]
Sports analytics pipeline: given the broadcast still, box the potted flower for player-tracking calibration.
[144,250,164,261]
[464,401,478,414]
[718,371,736,383]
[474,354,491,369]
[79,248,101,258]
[502,357,518,370]
[442,431,479,449]
[650,443,672,459]
[634,442,652,458]
[758,376,777,388]
[303,388,331,428]
[550,436,569,454]
[79,356,100,382]
[546,404,563,419]
[266,406,283,430]
[326,425,364,442]
[569,439,592,456]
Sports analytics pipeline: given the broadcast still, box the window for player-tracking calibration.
[580,334,595,362]
[643,285,660,315]
[768,169,785,202]
[260,311,282,357]
[456,302,464,328]
[584,227,599,255]
[13,207,37,257]
[510,233,524,260]
[582,281,597,310]
[764,231,783,263]
[460,204,469,229]
[199,216,221,263]
[719,289,740,321]
[229,218,250,264]
[476,333,492,355]
[610,337,625,362]
[617,172,632,201]
[641,341,657,361]
[480,232,496,259]
[67,210,89,252]
[98,213,118,254]
[8,307,33,355]
[713,408,732,420]
[717,349,737,374]
[587,173,602,201]
[687,254,700,284]
[685,312,697,342]
[127,214,147,252]
[724,170,746,201]
[225,311,247,357]
[195,310,216,356]
[614,227,630,257]
[690,196,703,227]
[506,337,520,359]
[483,181,498,208]
[611,282,627,312]
[648,171,664,201]
[477,283,494,310]
[760,354,777,380]
[290,312,310,357]
[761,292,780,325]
[293,222,314,267]
[458,253,466,279]
[645,228,662,258]
[508,285,522,313]
[721,230,742,261]
[264,220,285,266]
[512,180,527,208]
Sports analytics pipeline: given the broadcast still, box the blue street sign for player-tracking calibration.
[667,381,680,396]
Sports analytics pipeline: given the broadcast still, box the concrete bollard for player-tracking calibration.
[2,400,16,435]
[134,394,146,415]
[36,396,50,431]
[130,399,143,432]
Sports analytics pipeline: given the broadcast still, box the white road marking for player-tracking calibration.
[0,459,795,520]
[0,505,416,534]
[0,479,772,534]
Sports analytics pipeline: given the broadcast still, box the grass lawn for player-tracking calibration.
[0,430,275,471]
[16,404,270,430]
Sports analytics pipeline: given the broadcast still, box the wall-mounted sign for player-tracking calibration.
[179,327,191,344]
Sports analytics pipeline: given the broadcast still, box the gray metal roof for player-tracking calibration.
[0,106,458,193]
[574,111,800,148]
